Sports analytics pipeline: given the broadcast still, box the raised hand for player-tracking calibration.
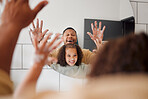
[33,33,62,67]
[29,19,49,45]
[0,0,48,75]
[87,21,106,50]
[1,0,48,28]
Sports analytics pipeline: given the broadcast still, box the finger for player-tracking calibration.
[33,1,48,17]
[40,20,43,32]
[91,23,95,35]
[33,36,38,51]
[102,26,106,34]
[40,33,52,50]
[99,22,102,31]
[32,22,35,29]
[87,32,94,40]
[48,39,63,52]
[95,21,97,31]
[30,28,35,35]
[42,29,49,37]
[37,18,39,28]
[29,31,34,45]
[47,33,60,49]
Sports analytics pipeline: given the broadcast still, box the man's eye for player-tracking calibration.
[67,55,70,57]
[72,34,75,36]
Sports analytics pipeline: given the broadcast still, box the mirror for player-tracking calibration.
[30,0,134,47]
[0,0,134,91]
[30,0,134,78]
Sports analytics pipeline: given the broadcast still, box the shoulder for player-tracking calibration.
[81,48,93,55]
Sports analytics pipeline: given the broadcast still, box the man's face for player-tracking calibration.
[63,29,77,44]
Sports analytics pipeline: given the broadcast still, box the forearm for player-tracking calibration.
[14,63,43,97]
[0,23,22,75]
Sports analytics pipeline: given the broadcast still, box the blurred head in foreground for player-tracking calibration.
[88,32,148,78]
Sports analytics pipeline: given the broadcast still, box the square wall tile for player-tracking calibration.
[138,3,148,24]
[135,24,146,33]
[60,74,83,92]
[23,45,34,68]
[146,25,148,34]
[36,69,60,92]
[10,70,28,89]
[131,2,137,23]
[11,45,22,69]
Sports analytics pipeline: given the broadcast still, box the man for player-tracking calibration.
[0,0,48,95]
[30,19,106,64]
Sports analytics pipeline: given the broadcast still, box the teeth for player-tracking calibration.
[67,40,73,42]
[69,60,75,63]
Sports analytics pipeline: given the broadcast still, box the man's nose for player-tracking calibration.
[68,35,72,38]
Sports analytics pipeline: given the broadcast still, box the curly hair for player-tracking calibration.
[57,44,83,66]
[88,32,148,78]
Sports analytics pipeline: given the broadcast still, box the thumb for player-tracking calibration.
[33,1,48,16]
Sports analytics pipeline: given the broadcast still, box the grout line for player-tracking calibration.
[146,24,148,33]
[21,45,23,69]
[137,2,138,24]
[130,1,148,3]
[11,68,29,70]
[16,43,32,45]
[135,23,148,25]
[59,73,60,92]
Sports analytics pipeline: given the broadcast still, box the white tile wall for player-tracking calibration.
[11,45,22,69]
[130,0,148,34]
[130,0,148,2]
[146,25,148,34]
[11,70,28,89]
[138,3,148,23]
[131,2,138,23]
[135,24,147,33]
[23,45,34,69]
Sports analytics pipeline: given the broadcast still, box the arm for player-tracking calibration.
[14,33,62,98]
[29,19,61,66]
[0,0,48,75]
[87,21,106,50]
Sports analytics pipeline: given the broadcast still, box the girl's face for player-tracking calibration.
[65,48,78,66]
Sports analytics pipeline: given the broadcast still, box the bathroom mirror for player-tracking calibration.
[29,0,134,78]
[30,0,134,48]
[0,0,135,91]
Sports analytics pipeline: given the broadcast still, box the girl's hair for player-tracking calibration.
[57,44,83,66]
[88,33,148,78]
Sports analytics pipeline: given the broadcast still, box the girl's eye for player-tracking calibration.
[74,54,77,57]
[67,55,70,57]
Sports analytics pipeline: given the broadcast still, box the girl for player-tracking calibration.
[50,44,90,79]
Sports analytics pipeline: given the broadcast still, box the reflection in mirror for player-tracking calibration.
[30,0,135,78]
[0,0,135,92]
